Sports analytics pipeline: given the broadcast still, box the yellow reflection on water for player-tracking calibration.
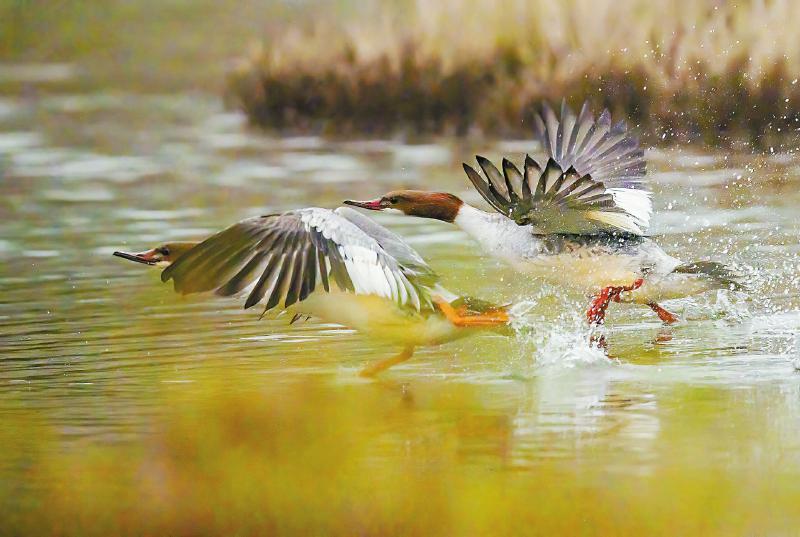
[3,372,800,536]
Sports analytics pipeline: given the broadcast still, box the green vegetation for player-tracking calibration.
[229,0,800,147]
[3,375,800,536]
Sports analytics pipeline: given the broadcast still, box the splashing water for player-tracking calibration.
[674,289,752,322]
[508,296,611,372]
[793,334,800,371]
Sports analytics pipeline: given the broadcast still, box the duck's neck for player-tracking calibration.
[453,204,532,260]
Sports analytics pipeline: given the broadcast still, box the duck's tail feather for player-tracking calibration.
[672,261,746,291]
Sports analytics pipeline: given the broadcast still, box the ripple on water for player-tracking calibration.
[0,131,43,152]
[10,149,162,182]
[278,136,325,150]
[215,161,287,186]
[115,208,204,221]
[43,187,116,202]
[392,143,451,166]
[58,154,163,182]
[281,152,361,172]
[0,98,20,120]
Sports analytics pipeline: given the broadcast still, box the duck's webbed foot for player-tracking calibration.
[587,287,618,325]
[647,302,679,325]
[434,298,510,327]
[586,278,644,325]
[359,346,415,378]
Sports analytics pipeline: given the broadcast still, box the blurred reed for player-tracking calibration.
[229,0,800,147]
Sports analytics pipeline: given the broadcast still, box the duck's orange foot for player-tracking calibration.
[435,298,510,327]
[586,278,644,325]
[647,302,679,325]
[359,346,415,378]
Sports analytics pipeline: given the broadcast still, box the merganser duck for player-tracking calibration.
[113,207,510,376]
[345,101,743,325]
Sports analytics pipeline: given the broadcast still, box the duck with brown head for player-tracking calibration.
[345,190,464,223]
[113,207,512,377]
[345,101,745,326]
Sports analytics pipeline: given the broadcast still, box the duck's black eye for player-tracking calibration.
[388,197,399,204]
[158,247,170,256]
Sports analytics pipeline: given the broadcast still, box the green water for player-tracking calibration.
[2,64,800,525]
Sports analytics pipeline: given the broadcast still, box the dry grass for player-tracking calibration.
[3,375,800,536]
[229,0,800,147]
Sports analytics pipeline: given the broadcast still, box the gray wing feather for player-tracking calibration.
[534,100,646,189]
[161,208,436,313]
[501,158,524,201]
[334,206,435,281]
[463,162,509,216]
[476,155,509,199]
[464,101,651,234]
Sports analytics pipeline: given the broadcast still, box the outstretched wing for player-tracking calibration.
[335,206,460,303]
[334,206,436,284]
[463,101,651,235]
[534,100,647,189]
[160,208,435,313]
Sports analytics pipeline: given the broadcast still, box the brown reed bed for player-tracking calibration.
[228,0,800,148]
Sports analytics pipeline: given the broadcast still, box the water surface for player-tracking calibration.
[2,74,800,491]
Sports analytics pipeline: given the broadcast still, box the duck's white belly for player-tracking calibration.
[622,272,724,304]
[514,252,719,303]
[454,207,690,297]
[290,290,465,346]
[512,252,643,291]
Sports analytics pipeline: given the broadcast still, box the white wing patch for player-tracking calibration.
[606,188,652,232]
[299,209,430,310]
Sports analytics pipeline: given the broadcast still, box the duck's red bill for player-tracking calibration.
[113,250,157,265]
[343,199,382,210]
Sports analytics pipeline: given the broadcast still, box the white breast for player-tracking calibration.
[454,205,538,262]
